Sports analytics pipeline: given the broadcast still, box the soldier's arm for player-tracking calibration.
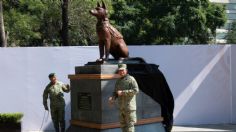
[122,77,139,96]
[43,87,49,110]
[62,84,70,93]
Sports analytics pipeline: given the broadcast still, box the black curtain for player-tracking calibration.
[127,63,174,132]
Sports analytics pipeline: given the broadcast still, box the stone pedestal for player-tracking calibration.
[67,62,165,132]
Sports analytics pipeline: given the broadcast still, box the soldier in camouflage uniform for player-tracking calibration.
[43,73,70,132]
[109,64,139,132]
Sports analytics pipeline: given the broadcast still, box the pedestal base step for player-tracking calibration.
[70,117,163,129]
[67,122,165,132]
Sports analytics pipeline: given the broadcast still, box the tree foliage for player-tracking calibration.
[226,21,236,44]
[2,0,113,46]
[40,0,61,46]
[110,0,226,45]
[1,0,227,46]
[68,0,97,46]
[4,0,45,46]
[0,0,7,47]
[69,0,112,46]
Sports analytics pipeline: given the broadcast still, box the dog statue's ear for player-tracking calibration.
[102,0,106,9]
[97,2,101,7]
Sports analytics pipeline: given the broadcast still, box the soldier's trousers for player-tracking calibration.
[119,110,137,132]
[50,107,65,132]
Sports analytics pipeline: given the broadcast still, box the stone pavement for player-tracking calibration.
[22,124,236,132]
[172,124,236,132]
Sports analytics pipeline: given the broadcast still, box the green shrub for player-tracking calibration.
[0,113,23,124]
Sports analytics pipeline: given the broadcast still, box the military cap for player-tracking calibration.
[118,64,127,70]
[48,73,56,78]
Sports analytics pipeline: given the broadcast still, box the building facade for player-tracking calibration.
[210,0,236,43]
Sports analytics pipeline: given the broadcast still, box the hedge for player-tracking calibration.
[0,113,23,124]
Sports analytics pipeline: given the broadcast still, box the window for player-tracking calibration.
[227,13,236,20]
[222,22,233,29]
[216,32,227,39]
[226,3,236,10]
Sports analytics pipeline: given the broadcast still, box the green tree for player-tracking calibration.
[40,0,61,46]
[61,0,69,46]
[226,21,236,44]
[110,0,226,45]
[4,0,45,46]
[3,0,105,46]
[68,0,97,46]
[2,0,113,46]
[68,0,112,46]
[0,0,7,47]
[206,3,226,42]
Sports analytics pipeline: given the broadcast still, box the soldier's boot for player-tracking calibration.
[121,127,126,132]
[53,121,59,132]
[120,123,127,132]
[60,120,66,132]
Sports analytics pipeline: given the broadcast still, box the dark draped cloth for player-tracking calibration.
[127,63,174,132]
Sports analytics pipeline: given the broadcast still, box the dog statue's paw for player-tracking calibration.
[96,58,103,62]
[96,58,106,64]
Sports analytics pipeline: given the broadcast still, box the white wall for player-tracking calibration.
[231,45,236,123]
[0,47,98,131]
[0,45,234,131]
[131,45,231,125]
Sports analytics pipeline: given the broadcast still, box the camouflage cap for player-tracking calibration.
[48,73,56,78]
[118,64,127,70]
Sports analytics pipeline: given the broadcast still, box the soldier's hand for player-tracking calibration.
[117,90,123,96]
[108,97,114,107]
[108,97,114,103]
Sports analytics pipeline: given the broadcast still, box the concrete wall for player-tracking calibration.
[0,45,234,131]
[231,45,236,123]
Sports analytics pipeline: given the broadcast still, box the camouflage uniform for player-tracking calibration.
[113,74,139,132]
[43,81,70,132]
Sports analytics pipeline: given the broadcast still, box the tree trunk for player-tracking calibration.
[61,0,69,46]
[0,1,7,47]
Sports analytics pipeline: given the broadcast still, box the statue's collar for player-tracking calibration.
[97,18,109,28]
[98,18,109,23]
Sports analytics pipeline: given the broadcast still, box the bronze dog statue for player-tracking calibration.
[90,1,129,61]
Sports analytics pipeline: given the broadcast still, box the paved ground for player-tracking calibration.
[22,124,236,132]
[172,124,236,132]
